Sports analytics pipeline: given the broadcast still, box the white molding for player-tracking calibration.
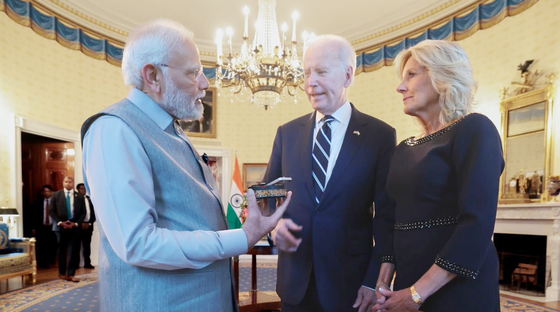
[34,0,480,62]
[12,115,21,238]
[15,115,82,142]
[495,203,560,301]
[194,145,232,210]
[34,0,131,42]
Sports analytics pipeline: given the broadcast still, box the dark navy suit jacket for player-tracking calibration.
[49,190,86,232]
[265,104,396,311]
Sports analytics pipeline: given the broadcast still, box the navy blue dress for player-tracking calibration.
[384,113,504,312]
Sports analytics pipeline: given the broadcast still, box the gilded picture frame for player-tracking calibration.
[499,85,556,203]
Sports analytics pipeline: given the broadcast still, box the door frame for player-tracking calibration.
[13,114,82,237]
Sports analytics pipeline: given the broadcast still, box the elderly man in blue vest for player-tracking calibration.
[81,19,291,312]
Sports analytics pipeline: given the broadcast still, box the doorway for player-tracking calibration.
[21,132,75,237]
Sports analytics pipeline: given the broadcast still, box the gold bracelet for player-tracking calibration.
[410,285,423,304]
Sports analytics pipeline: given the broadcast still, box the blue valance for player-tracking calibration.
[2,0,123,65]
[1,0,538,73]
[355,0,538,74]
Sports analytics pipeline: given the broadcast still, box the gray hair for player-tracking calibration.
[306,35,357,83]
[122,19,194,89]
[394,40,476,125]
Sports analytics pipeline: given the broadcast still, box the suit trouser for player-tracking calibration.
[281,270,361,312]
[36,224,57,267]
[55,229,81,276]
[281,270,327,312]
[80,228,93,266]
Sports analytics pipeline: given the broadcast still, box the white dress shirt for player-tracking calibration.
[313,101,352,188]
[82,88,248,270]
[84,195,91,223]
[315,102,374,292]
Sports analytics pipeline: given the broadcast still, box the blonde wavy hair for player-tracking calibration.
[394,40,477,125]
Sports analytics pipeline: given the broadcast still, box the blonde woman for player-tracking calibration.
[372,40,504,312]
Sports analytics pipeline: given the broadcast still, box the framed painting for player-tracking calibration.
[243,163,268,191]
[178,87,217,138]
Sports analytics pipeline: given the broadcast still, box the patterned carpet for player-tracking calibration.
[501,298,560,312]
[1,269,559,312]
[0,273,98,312]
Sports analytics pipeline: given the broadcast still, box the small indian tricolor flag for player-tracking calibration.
[227,157,244,229]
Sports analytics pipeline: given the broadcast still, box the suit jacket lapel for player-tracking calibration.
[299,112,316,202]
[321,104,367,204]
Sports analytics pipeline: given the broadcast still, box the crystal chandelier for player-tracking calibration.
[215,0,309,110]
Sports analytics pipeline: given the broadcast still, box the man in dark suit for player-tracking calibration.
[49,176,85,282]
[265,35,396,312]
[31,185,57,268]
[76,183,96,269]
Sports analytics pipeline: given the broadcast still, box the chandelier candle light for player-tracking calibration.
[215,0,311,110]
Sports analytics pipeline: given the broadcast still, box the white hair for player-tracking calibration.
[122,19,194,89]
[394,40,477,125]
[306,35,357,82]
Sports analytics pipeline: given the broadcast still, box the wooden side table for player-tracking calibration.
[234,241,281,312]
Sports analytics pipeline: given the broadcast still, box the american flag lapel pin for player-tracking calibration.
[353,131,361,136]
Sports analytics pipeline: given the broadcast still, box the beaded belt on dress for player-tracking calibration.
[394,216,458,230]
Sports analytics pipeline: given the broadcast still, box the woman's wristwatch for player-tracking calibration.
[410,285,423,304]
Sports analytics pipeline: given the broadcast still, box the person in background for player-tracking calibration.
[49,176,85,282]
[32,185,57,268]
[76,183,95,269]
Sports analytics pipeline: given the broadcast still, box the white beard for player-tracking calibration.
[160,75,204,121]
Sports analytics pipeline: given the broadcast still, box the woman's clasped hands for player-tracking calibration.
[371,286,421,312]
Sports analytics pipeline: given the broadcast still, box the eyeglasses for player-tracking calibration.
[156,64,205,81]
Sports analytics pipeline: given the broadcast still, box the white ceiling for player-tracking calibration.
[36,0,480,61]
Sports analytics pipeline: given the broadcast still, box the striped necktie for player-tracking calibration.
[312,115,335,205]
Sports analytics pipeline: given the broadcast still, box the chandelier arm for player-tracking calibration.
[286,86,296,96]
[232,83,244,94]
[214,0,304,109]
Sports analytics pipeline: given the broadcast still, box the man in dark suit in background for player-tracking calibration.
[76,183,96,269]
[265,35,396,312]
[31,185,57,268]
[50,176,85,282]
